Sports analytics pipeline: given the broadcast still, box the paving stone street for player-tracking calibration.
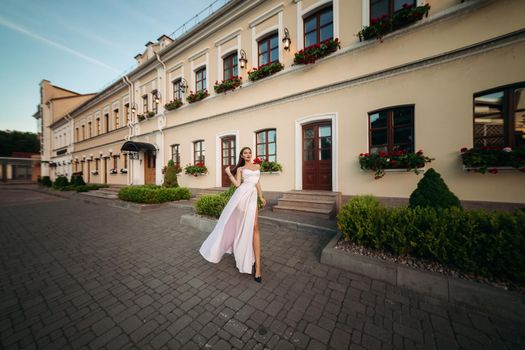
[0,188,523,349]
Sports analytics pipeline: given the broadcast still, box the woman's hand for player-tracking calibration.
[225,166,232,176]
[260,197,266,208]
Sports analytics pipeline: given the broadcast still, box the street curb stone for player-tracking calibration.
[320,232,525,321]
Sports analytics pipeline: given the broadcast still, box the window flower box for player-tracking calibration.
[293,38,341,65]
[214,76,242,94]
[164,99,183,111]
[91,170,99,175]
[357,3,431,42]
[137,114,146,122]
[184,162,208,176]
[460,146,525,174]
[146,111,156,118]
[247,62,284,82]
[253,157,283,173]
[186,90,209,104]
[109,168,118,175]
[359,150,433,179]
[120,168,128,174]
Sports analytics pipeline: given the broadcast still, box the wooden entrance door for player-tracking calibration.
[103,157,108,184]
[221,136,236,187]
[144,151,156,184]
[302,122,332,190]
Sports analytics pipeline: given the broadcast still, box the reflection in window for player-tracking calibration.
[258,33,279,67]
[369,106,414,154]
[304,6,333,48]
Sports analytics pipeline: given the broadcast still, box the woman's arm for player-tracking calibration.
[225,166,242,187]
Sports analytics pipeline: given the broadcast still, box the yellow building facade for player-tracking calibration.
[41,0,524,205]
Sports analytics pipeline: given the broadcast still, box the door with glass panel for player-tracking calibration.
[302,122,332,190]
[221,136,236,187]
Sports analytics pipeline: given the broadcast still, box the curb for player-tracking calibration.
[180,213,337,235]
[321,232,525,322]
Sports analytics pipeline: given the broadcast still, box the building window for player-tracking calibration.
[304,5,333,48]
[96,118,101,136]
[258,33,279,67]
[474,83,525,148]
[369,106,414,154]
[95,159,99,171]
[256,129,277,162]
[152,90,158,114]
[195,67,206,93]
[172,79,183,101]
[113,155,119,169]
[123,153,128,169]
[75,128,79,142]
[114,109,119,129]
[370,0,416,22]
[193,140,205,165]
[223,52,238,80]
[171,144,181,169]
[81,125,85,140]
[104,113,109,133]
[142,95,148,113]
[88,121,92,138]
[124,103,130,124]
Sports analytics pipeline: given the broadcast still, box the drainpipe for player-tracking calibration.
[122,75,134,185]
[155,53,167,185]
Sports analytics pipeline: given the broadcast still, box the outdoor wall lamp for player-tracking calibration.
[180,78,189,93]
[282,28,291,51]
[239,49,248,69]
[154,91,161,105]
[130,103,137,114]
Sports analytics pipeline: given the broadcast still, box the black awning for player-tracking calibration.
[121,141,157,152]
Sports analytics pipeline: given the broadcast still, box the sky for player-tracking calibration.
[0,0,221,133]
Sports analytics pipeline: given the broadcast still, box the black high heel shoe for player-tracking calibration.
[253,262,262,283]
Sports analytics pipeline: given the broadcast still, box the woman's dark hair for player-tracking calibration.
[229,147,251,176]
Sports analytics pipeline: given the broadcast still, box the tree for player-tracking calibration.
[163,160,179,188]
[0,130,39,156]
[409,168,462,210]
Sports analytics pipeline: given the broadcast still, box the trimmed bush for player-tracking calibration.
[196,195,229,218]
[41,176,52,187]
[70,174,86,187]
[75,184,109,192]
[163,160,179,188]
[53,175,69,189]
[118,185,191,204]
[409,168,461,210]
[337,196,525,282]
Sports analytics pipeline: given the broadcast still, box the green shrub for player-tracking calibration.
[195,195,229,218]
[70,175,86,187]
[41,176,52,187]
[337,196,525,282]
[75,184,109,192]
[118,185,191,204]
[163,160,179,188]
[53,175,69,189]
[409,168,461,210]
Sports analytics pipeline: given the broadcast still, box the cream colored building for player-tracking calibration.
[41,0,525,205]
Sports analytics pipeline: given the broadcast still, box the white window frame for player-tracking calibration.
[296,0,339,50]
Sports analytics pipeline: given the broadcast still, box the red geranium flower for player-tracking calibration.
[378,151,387,157]
[460,147,468,153]
[253,157,262,165]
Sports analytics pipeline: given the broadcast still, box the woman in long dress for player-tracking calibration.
[199,147,266,282]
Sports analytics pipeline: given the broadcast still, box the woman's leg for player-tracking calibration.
[253,209,261,277]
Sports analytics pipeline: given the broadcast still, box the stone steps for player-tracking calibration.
[272,190,339,219]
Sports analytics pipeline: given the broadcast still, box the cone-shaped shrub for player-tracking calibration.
[71,175,86,187]
[163,160,179,188]
[409,168,462,210]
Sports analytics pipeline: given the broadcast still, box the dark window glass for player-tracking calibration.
[223,52,238,80]
[304,6,333,48]
[195,68,206,93]
[369,106,414,154]
[370,0,417,22]
[258,33,279,67]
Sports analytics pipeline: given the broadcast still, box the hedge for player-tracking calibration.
[195,186,263,218]
[337,196,525,282]
[75,184,109,192]
[53,175,69,189]
[41,176,52,187]
[118,185,191,204]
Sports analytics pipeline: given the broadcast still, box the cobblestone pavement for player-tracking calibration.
[0,189,523,350]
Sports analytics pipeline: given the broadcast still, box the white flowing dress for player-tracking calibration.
[199,168,260,274]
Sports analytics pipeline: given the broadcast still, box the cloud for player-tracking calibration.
[0,15,121,74]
